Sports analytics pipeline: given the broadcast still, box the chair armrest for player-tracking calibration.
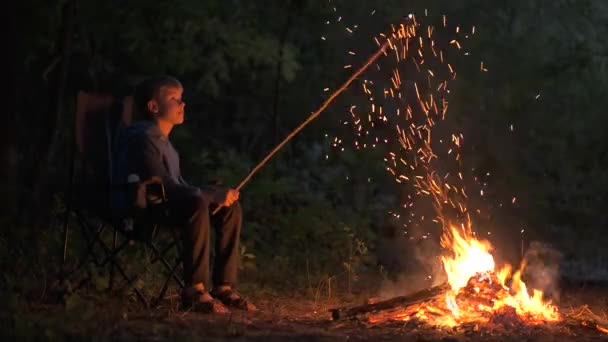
[114,175,167,209]
[139,176,167,205]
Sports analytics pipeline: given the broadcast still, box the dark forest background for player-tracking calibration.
[2,0,608,325]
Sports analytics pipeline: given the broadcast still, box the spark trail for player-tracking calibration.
[329,12,560,325]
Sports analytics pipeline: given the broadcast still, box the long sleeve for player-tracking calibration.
[130,134,210,203]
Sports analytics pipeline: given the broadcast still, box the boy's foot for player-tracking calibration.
[182,288,230,314]
[211,287,257,311]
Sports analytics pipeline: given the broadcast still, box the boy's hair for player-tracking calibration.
[134,75,182,119]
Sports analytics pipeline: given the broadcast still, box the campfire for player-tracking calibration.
[330,221,608,335]
[355,222,560,328]
[439,223,559,324]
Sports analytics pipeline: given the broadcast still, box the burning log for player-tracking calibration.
[455,273,507,309]
[425,304,448,316]
[487,306,523,328]
[329,283,450,321]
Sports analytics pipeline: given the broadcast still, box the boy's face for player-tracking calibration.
[148,85,185,125]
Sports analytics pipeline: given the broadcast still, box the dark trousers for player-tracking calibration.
[148,194,242,287]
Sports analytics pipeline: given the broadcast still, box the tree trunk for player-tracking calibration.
[27,0,76,225]
[0,1,18,222]
[271,0,294,146]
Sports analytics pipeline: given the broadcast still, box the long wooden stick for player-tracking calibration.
[213,40,390,214]
[329,282,449,321]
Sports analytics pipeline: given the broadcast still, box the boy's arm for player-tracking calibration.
[132,136,213,203]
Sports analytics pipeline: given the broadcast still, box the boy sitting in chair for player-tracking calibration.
[123,75,256,313]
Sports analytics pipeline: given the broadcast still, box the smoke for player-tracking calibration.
[520,241,562,302]
[377,236,447,300]
[376,238,562,303]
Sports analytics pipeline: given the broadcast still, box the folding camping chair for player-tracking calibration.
[61,91,184,308]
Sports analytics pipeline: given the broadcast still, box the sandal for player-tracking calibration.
[211,288,257,311]
[182,290,230,314]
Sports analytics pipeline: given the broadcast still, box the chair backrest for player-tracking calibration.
[74,91,134,218]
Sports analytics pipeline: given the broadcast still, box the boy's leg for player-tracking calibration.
[209,201,256,311]
[179,194,212,286]
[161,194,229,313]
[153,193,212,286]
[211,201,242,286]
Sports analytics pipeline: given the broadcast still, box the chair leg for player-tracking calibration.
[106,255,149,307]
[76,213,108,267]
[70,221,109,292]
[149,242,184,288]
[70,216,126,293]
[93,232,149,307]
[64,212,152,308]
[111,259,149,308]
[149,241,176,264]
[68,223,105,282]
[149,232,184,308]
[64,213,108,289]
[153,257,182,308]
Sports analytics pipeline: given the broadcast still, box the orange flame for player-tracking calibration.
[441,224,559,322]
[441,225,494,291]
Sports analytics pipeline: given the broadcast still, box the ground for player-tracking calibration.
[11,284,608,341]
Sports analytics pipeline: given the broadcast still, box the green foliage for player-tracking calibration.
[8,2,608,327]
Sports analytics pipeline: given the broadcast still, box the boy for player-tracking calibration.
[125,75,256,313]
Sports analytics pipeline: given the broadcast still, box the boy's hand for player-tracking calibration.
[212,188,240,207]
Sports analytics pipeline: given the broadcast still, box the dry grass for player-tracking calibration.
[7,283,608,341]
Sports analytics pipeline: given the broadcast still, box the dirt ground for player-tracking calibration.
[28,284,606,341]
